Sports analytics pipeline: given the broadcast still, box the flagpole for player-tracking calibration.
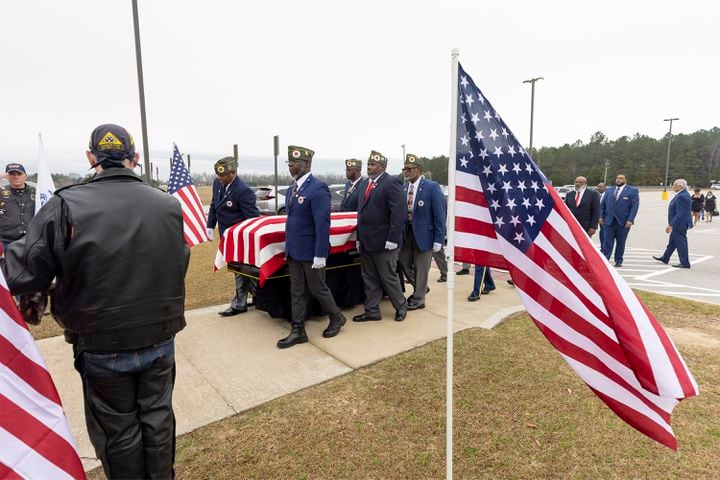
[446,48,460,480]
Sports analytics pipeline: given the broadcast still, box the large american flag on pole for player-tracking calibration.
[0,245,86,479]
[168,144,210,247]
[214,212,358,286]
[453,63,698,449]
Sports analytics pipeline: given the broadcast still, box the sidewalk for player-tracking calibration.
[37,270,524,472]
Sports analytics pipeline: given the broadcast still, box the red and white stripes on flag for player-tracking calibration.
[214,212,358,286]
[454,169,698,449]
[0,246,86,479]
[168,144,210,247]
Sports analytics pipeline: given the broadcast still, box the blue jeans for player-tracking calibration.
[75,337,177,480]
[471,265,495,295]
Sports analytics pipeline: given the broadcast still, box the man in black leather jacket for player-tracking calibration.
[3,124,189,480]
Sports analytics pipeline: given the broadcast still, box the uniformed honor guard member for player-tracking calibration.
[4,124,188,479]
[0,163,36,249]
[353,150,408,322]
[398,154,446,310]
[277,145,347,348]
[339,158,366,212]
[207,156,260,316]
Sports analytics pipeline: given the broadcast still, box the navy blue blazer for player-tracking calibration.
[207,176,259,236]
[600,185,639,226]
[357,172,405,253]
[284,174,331,261]
[402,178,446,251]
[339,178,366,212]
[669,189,693,230]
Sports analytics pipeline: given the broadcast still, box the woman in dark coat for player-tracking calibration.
[704,190,717,223]
[691,188,705,226]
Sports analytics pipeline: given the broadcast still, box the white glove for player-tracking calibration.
[385,241,398,251]
[355,241,360,250]
[312,257,326,269]
[433,242,442,253]
[206,228,214,241]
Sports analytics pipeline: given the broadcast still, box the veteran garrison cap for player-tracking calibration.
[5,163,26,174]
[88,124,136,166]
[288,145,314,162]
[404,153,422,168]
[345,158,362,169]
[367,150,387,166]
[214,156,237,175]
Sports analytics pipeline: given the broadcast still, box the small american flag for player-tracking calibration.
[168,144,210,247]
[453,63,698,449]
[214,212,358,286]
[0,245,86,479]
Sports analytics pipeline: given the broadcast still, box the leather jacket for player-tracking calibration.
[4,169,189,350]
[0,184,35,242]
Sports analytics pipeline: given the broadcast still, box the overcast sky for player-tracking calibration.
[1,0,718,177]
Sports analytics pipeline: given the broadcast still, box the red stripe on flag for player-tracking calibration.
[0,289,28,332]
[0,335,62,405]
[456,185,488,206]
[455,216,497,238]
[0,394,86,479]
[454,246,508,270]
[0,462,23,480]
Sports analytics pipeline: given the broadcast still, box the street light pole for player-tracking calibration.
[523,77,544,160]
[663,117,679,192]
[131,0,151,183]
[603,159,610,184]
[402,144,406,164]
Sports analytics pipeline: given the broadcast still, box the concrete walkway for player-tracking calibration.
[37,270,524,472]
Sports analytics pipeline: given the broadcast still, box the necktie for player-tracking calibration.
[407,183,415,222]
[614,187,621,201]
[575,191,581,207]
[363,180,374,201]
[291,181,298,202]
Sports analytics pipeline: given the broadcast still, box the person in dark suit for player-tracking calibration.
[599,174,639,267]
[398,154,446,310]
[277,146,346,348]
[339,158,365,212]
[207,156,260,316]
[353,150,408,322]
[596,182,607,246]
[565,176,600,237]
[653,179,693,268]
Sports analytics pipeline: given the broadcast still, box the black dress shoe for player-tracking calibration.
[506,280,515,287]
[407,302,425,311]
[323,313,346,338]
[672,263,691,269]
[652,256,669,264]
[481,288,496,295]
[614,263,623,267]
[352,312,381,322]
[218,307,247,316]
[467,293,479,302]
[456,268,470,275]
[277,325,308,349]
[395,303,408,321]
[437,274,447,283]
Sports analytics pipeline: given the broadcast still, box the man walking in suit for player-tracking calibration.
[339,158,365,212]
[277,146,347,348]
[565,176,600,237]
[653,179,693,268]
[353,150,408,322]
[398,154,446,310]
[599,174,639,267]
[207,156,260,316]
[596,182,607,246]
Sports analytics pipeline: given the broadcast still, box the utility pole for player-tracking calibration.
[663,118,679,193]
[522,77,544,161]
[273,135,280,214]
[603,159,610,184]
[131,0,151,183]
[401,144,406,165]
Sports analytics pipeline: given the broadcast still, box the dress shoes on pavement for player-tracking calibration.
[323,313,347,338]
[467,292,479,302]
[456,268,470,275]
[652,256,669,264]
[437,274,447,283]
[218,306,247,317]
[481,287,495,295]
[407,301,425,311]
[395,303,408,322]
[672,263,691,269]
[614,263,623,267]
[352,312,382,322]
[277,325,308,349]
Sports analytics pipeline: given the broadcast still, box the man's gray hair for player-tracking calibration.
[675,179,688,188]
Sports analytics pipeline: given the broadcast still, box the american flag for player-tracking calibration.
[453,63,698,449]
[0,245,86,479]
[168,144,210,247]
[214,212,358,286]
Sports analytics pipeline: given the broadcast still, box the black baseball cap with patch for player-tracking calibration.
[367,150,387,166]
[88,124,135,167]
[345,158,362,169]
[214,157,237,175]
[288,146,314,163]
[5,163,26,174]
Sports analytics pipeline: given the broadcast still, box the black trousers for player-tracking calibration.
[288,258,341,326]
[75,337,177,480]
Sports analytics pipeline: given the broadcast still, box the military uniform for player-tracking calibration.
[340,158,366,212]
[0,184,35,246]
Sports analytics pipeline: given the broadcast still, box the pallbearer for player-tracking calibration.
[339,158,366,212]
